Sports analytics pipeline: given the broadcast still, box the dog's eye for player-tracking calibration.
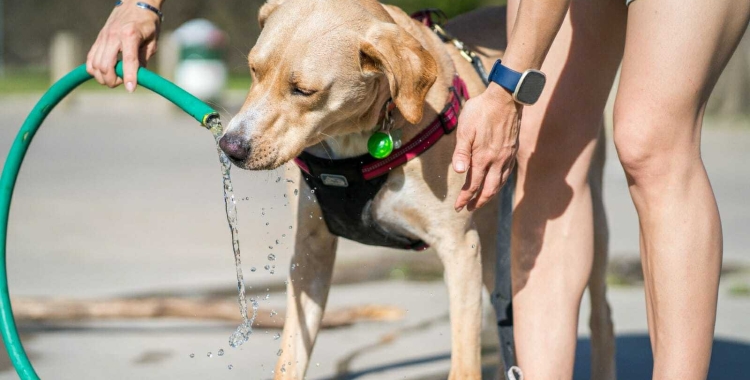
[292,86,316,97]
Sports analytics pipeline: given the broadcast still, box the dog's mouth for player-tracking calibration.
[219,139,285,171]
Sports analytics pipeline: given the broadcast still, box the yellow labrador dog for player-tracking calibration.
[220,1,615,379]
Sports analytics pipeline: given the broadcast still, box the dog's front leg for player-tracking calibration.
[436,227,484,380]
[275,178,338,379]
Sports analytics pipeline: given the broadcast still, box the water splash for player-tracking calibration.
[207,118,257,348]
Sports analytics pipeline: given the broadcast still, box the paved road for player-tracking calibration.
[0,93,748,379]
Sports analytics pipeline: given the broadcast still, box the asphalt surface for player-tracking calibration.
[0,92,748,379]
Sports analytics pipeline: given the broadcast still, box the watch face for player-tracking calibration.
[514,70,546,105]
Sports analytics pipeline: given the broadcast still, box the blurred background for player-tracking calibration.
[0,1,749,379]
[0,0,498,93]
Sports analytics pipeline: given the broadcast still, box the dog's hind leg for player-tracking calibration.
[588,127,617,380]
[275,174,338,379]
[435,227,485,380]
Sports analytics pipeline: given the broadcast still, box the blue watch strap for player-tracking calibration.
[488,60,522,93]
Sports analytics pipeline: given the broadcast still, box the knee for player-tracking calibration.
[612,98,701,185]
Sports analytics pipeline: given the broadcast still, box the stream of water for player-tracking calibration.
[207,118,258,348]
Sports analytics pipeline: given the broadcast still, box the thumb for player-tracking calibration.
[452,122,474,174]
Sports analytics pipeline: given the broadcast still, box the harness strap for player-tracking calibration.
[295,76,468,181]
[361,76,467,179]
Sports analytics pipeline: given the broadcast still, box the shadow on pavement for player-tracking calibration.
[574,334,750,380]
[322,334,750,379]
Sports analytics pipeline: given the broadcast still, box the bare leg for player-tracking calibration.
[275,175,338,379]
[505,0,626,378]
[614,1,750,378]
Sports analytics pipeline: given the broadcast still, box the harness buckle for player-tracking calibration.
[320,174,349,188]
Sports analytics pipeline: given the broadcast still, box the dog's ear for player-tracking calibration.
[258,0,285,29]
[359,23,438,125]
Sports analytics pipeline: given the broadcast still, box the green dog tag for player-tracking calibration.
[368,131,393,159]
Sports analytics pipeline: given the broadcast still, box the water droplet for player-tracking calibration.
[265,222,269,226]
[270,310,278,317]
[276,177,281,182]
[189,353,195,358]
[276,240,280,244]
[251,267,256,272]
[264,264,270,270]
[316,363,320,367]
[228,364,233,370]
[262,211,266,216]
[281,364,286,373]
[471,244,475,248]
[287,179,295,183]
[274,333,281,340]
[311,189,315,194]
[283,194,287,198]
[207,352,213,358]
[277,349,283,356]
[268,253,276,261]
[265,294,271,300]
[289,226,293,230]
[218,349,224,356]
[294,189,299,196]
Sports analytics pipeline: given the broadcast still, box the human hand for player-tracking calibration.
[86,0,163,92]
[452,83,522,212]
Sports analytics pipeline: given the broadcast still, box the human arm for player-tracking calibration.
[86,0,165,92]
[451,0,571,211]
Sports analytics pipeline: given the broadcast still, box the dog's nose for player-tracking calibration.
[219,133,251,162]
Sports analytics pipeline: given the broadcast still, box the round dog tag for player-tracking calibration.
[367,131,393,159]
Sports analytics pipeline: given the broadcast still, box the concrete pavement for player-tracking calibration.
[0,92,748,379]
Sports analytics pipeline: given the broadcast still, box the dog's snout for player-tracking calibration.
[219,133,251,162]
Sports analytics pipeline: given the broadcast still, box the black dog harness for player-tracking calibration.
[294,76,469,250]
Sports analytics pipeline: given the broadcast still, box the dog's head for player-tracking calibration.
[220,0,437,170]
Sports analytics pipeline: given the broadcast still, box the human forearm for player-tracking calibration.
[502,0,570,72]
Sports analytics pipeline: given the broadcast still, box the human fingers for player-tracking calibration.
[452,109,476,174]
[467,163,503,211]
[121,30,142,92]
[88,33,108,85]
[454,162,487,212]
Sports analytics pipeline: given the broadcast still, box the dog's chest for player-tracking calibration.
[298,154,427,250]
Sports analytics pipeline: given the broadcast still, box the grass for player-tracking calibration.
[0,67,253,94]
[0,71,254,93]
[0,69,51,93]
[729,282,750,297]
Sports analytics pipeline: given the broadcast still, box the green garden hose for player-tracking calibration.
[0,62,219,379]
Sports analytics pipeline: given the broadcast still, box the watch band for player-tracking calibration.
[488,60,522,93]
[115,1,164,22]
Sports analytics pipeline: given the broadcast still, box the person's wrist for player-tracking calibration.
[485,82,518,107]
[121,0,164,7]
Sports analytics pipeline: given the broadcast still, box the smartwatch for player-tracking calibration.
[488,59,546,105]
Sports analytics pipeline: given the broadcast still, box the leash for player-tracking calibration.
[411,9,490,86]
